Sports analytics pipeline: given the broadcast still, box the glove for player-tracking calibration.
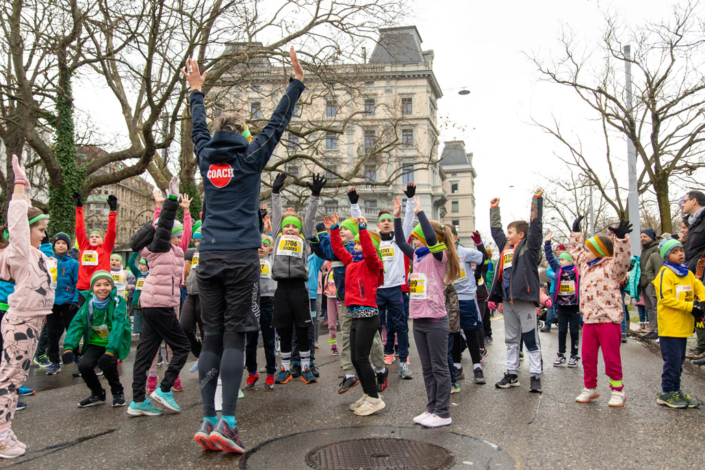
[347,189,359,204]
[608,219,633,240]
[470,231,482,246]
[62,350,75,365]
[691,302,704,323]
[272,173,287,194]
[403,183,416,198]
[73,192,83,208]
[107,195,118,212]
[11,155,31,192]
[307,173,327,197]
[572,215,584,233]
[98,352,117,371]
[69,302,79,315]
[315,222,326,233]
[488,302,497,310]
[306,235,319,244]
[358,220,367,230]
[259,207,268,219]
[167,176,179,199]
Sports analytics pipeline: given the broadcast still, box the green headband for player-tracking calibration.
[378,214,394,223]
[28,214,47,225]
[586,236,608,258]
[339,218,359,237]
[89,230,103,237]
[282,216,303,233]
[111,254,123,262]
[262,238,272,247]
[558,252,574,264]
[242,126,252,142]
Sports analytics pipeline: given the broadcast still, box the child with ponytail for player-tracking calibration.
[393,195,460,428]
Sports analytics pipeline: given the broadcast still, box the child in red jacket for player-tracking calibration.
[330,213,385,416]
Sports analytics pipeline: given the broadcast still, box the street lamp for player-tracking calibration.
[458,88,470,95]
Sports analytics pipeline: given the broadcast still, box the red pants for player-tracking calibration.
[581,322,624,391]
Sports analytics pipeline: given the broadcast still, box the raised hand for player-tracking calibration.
[347,187,359,204]
[260,204,268,219]
[403,182,416,198]
[490,197,500,207]
[572,215,585,233]
[322,215,332,231]
[471,231,482,245]
[107,195,118,212]
[307,173,327,196]
[290,46,304,81]
[358,216,368,229]
[608,220,633,240]
[180,58,208,92]
[73,191,83,208]
[544,231,554,243]
[413,196,422,214]
[332,211,339,225]
[534,187,544,197]
[11,155,30,193]
[168,176,179,198]
[179,194,193,211]
[272,173,287,194]
[153,188,165,205]
[263,215,272,234]
[392,196,402,218]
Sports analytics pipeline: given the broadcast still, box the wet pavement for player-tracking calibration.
[5,316,705,469]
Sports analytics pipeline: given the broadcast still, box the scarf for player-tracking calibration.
[91,296,110,309]
[352,250,363,262]
[587,259,601,267]
[380,232,394,241]
[689,206,705,227]
[415,247,430,261]
[664,261,690,277]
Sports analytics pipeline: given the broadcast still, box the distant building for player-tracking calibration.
[440,141,476,246]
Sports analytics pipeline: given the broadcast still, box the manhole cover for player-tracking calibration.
[305,437,456,470]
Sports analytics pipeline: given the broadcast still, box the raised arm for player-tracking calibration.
[127,252,141,279]
[147,177,180,254]
[73,192,88,250]
[358,219,384,272]
[330,226,353,265]
[401,182,417,239]
[526,190,544,254]
[348,188,361,219]
[104,195,118,252]
[490,198,507,252]
[271,192,283,240]
[544,235,560,272]
[179,194,193,251]
[394,218,415,259]
[303,174,325,238]
[416,210,443,261]
[182,58,212,160]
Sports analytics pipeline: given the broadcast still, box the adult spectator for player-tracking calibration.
[681,191,705,360]
[638,229,659,339]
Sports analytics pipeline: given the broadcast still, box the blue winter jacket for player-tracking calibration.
[54,252,79,305]
[0,242,54,310]
[310,232,356,303]
[307,254,325,301]
[190,79,305,252]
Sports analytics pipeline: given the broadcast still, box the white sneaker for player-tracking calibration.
[420,414,452,428]
[0,434,26,459]
[349,394,369,411]
[413,411,432,424]
[354,396,385,416]
[8,431,26,450]
[608,390,626,407]
[575,388,600,403]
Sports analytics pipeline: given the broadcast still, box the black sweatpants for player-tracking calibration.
[557,304,580,356]
[246,298,276,375]
[131,307,191,402]
[479,299,492,337]
[463,329,483,365]
[180,294,203,358]
[350,315,380,398]
[80,344,123,396]
[46,303,78,364]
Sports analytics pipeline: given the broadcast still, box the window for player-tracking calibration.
[402,97,413,116]
[452,219,460,232]
[287,134,300,154]
[429,100,437,118]
[365,81,374,87]
[250,102,262,119]
[451,172,457,177]
[364,200,377,215]
[452,201,459,213]
[365,165,376,182]
[326,101,337,118]
[364,99,375,116]
[324,201,339,213]
[286,165,299,177]
[451,183,459,194]
[293,104,302,117]
[325,170,338,183]
[402,129,413,148]
[364,129,376,151]
[402,164,414,184]
[325,132,338,150]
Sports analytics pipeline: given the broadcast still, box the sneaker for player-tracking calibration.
[127,399,163,416]
[146,375,158,394]
[259,366,267,374]
[18,386,34,396]
[451,383,460,394]
[95,367,104,376]
[349,394,369,411]
[209,419,245,454]
[694,357,705,366]
[384,354,394,365]
[540,325,551,333]
[485,336,494,345]
[519,351,524,360]
[78,391,106,408]
[274,367,292,384]
[338,376,360,394]
[194,419,220,451]
[413,411,432,424]
[608,390,625,407]
[576,388,600,403]
[301,367,317,384]
[621,334,627,344]
[354,395,385,416]
[399,362,413,380]
[33,354,51,368]
[15,401,26,411]
[656,391,687,409]
[693,350,705,360]
[456,367,465,381]
[678,391,700,408]
[8,431,26,450]
[46,362,62,375]
[190,360,199,372]
[331,344,339,356]
[553,354,566,367]
[173,376,183,392]
[0,434,26,459]
[238,389,244,399]
[151,388,181,412]
[315,343,319,349]
[495,372,519,389]
[567,355,580,368]
[112,392,126,407]
[290,362,302,378]
[480,349,489,363]
[473,368,486,384]
[264,374,275,392]
[310,363,320,378]
[420,413,452,428]
[642,332,658,340]
[377,368,389,392]
[244,373,259,391]
[529,376,542,393]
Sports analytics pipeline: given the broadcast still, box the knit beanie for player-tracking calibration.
[641,229,656,241]
[90,270,115,289]
[411,223,445,246]
[339,218,359,237]
[139,258,147,265]
[110,254,123,263]
[556,244,567,251]
[193,228,202,240]
[586,236,611,258]
[558,252,574,264]
[354,231,383,265]
[659,238,683,261]
[171,220,184,238]
[53,232,71,247]
[193,220,202,232]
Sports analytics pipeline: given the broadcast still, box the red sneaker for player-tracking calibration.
[244,373,259,391]
[264,374,275,392]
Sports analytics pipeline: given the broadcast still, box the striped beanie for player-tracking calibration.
[585,236,611,258]
[193,228,201,240]
[171,220,184,238]
[659,238,682,260]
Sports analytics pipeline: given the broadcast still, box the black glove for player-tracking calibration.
[307,173,327,197]
[572,215,584,233]
[62,350,75,365]
[347,188,359,204]
[98,352,117,371]
[69,302,79,315]
[315,222,326,233]
[272,173,287,194]
[259,207,268,219]
[608,220,633,240]
[692,302,705,323]
[403,183,416,198]
[107,195,118,212]
[73,192,83,208]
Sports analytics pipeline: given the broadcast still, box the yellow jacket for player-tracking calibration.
[653,266,705,338]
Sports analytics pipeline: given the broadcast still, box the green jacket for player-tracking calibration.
[63,288,132,361]
[639,240,660,288]
[127,252,148,308]
[643,251,664,286]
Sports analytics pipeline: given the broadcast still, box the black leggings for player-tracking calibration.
[199,331,246,417]
[478,299,492,337]
[180,294,203,357]
[279,326,310,354]
[557,305,580,356]
[350,315,380,398]
[463,329,483,365]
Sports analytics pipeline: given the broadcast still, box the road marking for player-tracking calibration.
[491,315,503,321]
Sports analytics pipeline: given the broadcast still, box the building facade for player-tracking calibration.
[440,141,476,246]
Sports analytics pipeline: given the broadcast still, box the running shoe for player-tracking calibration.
[15,401,27,411]
[349,394,369,411]
[173,376,183,392]
[290,362,302,378]
[576,388,599,403]
[399,362,413,380]
[127,399,163,416]
[8,430,26,451]
[529,376,542,393]
[384,354,394,365]
[331,344,339,355]
[519,351,524,360]
[310,363,320,378]
[209,419,245,454]
[480,348,489,363]
[194,419,220,451]
[473,368,486,384]
[33,355,51,368]
[95,367,104,376]
[315,343,319,349]
[301,367,317,384]
[678,391,700,408]
[151,388,181,412]
[190,359,199,372]
[621,334,627,344]
[238,389,244,399]
[553,354,566,367]
[451,383,460,394]
[377,368,389,392]
[567,355,580,368]
[413,411,432,424]
[485,336,493,345]
[274,367,292,384]
[112,392,126,407]
[0,434,25,459]
[338,376,360,394]
[46,362,61,375]
[18,386,34,396]
[456,367,465,381]
[656,391,687,409]
[264,374,275,392]
[78,392,106,408]
[73,371,81,377]
[495,372,520,389]
[146,374,158,394]
[608,390,625,407]
[245,373,259,391]
[419,414,452,428]
[354,396,385,416]
[259,366,267,374]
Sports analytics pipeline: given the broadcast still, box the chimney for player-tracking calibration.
[361,47,367,63]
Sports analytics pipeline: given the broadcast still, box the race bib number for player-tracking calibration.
[503,248,514,270]
[112,273,123,283]
[410,273,427,300]
[92,324,110,339]
[381,246,395,259]
[260,259,271,279]
[327,271,335,284]
[676,284,694,302]
[454,266,468,284]
[278,235,303,258]
[478,277,484,286]
[192,253,199,267]
[559,281,576,296]
[46,258,58,289]
[136,278,145,291]
[82,250,98,266]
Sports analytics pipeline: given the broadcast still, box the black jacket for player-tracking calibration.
[638,239,659,288]
[686,213,705,275]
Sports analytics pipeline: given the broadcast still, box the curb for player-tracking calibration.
[635,335,705,378]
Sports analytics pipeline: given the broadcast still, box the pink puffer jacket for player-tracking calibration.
[139,244,185,308]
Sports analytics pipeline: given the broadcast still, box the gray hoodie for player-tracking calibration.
[271,193,319,282]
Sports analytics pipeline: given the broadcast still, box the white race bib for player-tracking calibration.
[478,277,484,286]
[112,273,124,284]
[559,280,576,296]
[92,324,110,339]
[278,235,303,258]
[46,258,58,289]
[410,273,427,300]
[82,250,98,266]
[260,259,272,279]
[192,252,200,267]
[136,278,145,291]
[502,248,514,270]
[327,271,335,284]
[381,245,395,259]
[676,284,694,302]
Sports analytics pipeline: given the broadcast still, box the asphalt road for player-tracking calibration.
[5,315,705,469]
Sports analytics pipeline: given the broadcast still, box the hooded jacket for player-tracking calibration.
[0,241,53,311]
[639,239,659,288]
[54,252,79,305]
[330,225,384,309]
[685,207,705,273]
[270,192,318,282]
[190,79,305,252]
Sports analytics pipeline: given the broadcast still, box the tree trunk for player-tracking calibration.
[179,109,202,221]
[654,171,672,234]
